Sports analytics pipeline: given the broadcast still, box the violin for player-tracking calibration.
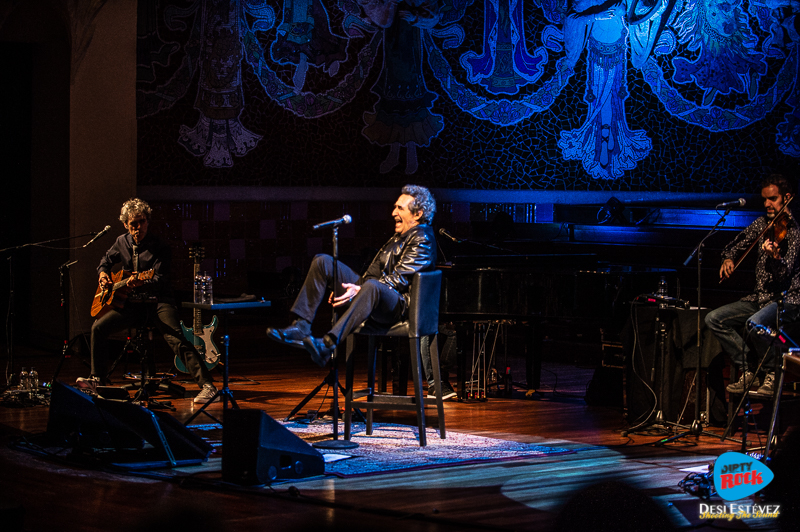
[767,210,791,258]
[720,195,794,283]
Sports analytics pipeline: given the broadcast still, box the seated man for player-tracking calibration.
[267,185,437,368]
[78,198,219,404]
[705,174,800,396]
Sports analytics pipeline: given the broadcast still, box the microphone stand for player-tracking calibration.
[1,230,102,389]
[654,210,736,444]
[314,225,355,448]
[51,259,83,385]
[285,222,358,449]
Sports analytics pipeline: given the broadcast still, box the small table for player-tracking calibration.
[182,300,271,425]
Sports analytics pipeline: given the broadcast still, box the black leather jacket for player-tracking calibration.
[361,223,437,314]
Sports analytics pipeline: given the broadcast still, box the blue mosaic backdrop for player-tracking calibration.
[136,0,800,191]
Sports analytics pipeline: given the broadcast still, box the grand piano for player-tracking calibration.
[439,252,676,398]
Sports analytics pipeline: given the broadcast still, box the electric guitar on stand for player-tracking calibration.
[177,243,220,373]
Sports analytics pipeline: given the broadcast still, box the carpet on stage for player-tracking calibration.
[193,421,574,478]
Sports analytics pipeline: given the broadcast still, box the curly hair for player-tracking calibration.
[760,174,795,196]
[401,185,436,224]
[119,198,152,225]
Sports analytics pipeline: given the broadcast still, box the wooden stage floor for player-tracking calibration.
[0,343,794,531]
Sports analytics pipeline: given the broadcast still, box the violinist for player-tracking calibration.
[705,174,800,397]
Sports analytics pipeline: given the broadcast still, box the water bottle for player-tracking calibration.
[19,368,29,393]
[202,273,214,304]
[194,273,203,304]
[29,367,39,395]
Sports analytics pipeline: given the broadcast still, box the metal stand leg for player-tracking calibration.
[185,334,237,425]
[762,350,791,463]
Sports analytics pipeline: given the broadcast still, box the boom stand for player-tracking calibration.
[1,229,100,388]
[287,225,359,449]
[51,259,86,384]
[652,211,734,444]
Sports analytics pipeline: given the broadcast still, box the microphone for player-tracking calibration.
[313,215,352,231]
[716,198,746,209]
[83,225,111,248]
[438,228,461,243]
[747,320,777,338]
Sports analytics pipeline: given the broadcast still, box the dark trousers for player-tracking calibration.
[705,300,799,373]
[91,302,211,387]
[291,254,402,343]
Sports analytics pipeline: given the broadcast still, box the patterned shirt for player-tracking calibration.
[721,215,800,306]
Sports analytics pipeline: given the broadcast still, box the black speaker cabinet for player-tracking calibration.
[94,396,213,467]
[47,380,213,468]
[222,409,325,485]
[46,380,143,449]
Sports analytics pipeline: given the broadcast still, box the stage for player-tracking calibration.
[0,343,795,531]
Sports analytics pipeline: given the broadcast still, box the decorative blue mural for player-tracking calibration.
[136,0,800,189]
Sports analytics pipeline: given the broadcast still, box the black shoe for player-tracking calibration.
[266,319,310,348]
[441,383,457,400]
[427,383,457,400]
[303,335,335,367]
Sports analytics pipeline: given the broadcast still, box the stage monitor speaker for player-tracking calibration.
[222,409,324,485]
[47,380,213,468]
[46,380,143,450]
[94,396,213,467]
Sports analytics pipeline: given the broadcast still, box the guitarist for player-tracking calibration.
[77,198,218,404]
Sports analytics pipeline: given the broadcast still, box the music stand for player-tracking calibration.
[182,300,271,426]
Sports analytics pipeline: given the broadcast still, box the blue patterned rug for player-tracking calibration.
[266,421,573,478]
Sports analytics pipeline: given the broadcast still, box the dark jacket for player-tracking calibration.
[97,232,175,303]
[361,223,437,314]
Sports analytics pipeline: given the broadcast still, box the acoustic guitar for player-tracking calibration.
[90,269,155,319]
[177,244,220,372]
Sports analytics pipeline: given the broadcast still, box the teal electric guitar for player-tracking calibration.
[176,244,220,373]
